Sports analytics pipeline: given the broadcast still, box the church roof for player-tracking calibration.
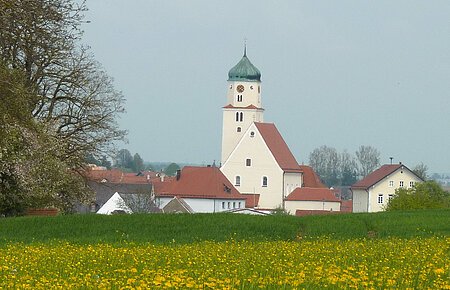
[299,165,326,188]
[254,122,302,173]
[228,50,261,82]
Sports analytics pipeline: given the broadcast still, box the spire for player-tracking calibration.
[243,38,247,57]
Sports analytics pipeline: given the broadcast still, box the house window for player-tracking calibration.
[246,159,251,166]
[222,202,225,209]
[399,181,404,187]
[239,112,243,122]
[227,202,230,209]
[238,202,241,208]
[389,181,394,187]
[378,194,384,204]
[237,127,241,132]
[235,112,239,122]
[250,131,255,137]
[235,176,241,186]
[262,176,268,187]
[409,181,415,188]
[233,202,236,209]
[388,194,394,200]
[237,95,243,102]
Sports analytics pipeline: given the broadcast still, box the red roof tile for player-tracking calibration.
[242,194,260,208]
[352,164,406,189]
[299,165,326,188]
[286,187,340,202]
[254,123,302,173]
[155,166,246,200]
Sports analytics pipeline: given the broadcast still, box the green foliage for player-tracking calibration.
[386,181,450,211]
[164,163,181,176]
[0,209,449,244]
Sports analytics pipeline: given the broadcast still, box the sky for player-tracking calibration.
[82,0,450,173]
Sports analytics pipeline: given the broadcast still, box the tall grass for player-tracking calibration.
[0,209,449,244]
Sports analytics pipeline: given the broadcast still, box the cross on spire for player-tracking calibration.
[243,37,247,57]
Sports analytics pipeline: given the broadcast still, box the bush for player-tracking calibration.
[386,181,450,211]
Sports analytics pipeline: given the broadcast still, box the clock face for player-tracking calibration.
[236,85,244,93]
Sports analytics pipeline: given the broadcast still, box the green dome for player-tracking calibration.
[228,51,261,82]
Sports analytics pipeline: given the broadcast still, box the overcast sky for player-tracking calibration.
[82,0,450,173]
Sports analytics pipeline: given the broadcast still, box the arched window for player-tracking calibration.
[237,127,241,132]
[262,176,268,187]
[235,112,239,122]
[235,176,241,186]
[239,112,244,122]
[237,95,242,102]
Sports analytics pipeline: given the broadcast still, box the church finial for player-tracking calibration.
[243,37,247,57]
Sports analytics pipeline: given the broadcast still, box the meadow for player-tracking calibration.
[0,210,449,289]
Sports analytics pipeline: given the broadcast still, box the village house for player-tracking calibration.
[351,163,423,212]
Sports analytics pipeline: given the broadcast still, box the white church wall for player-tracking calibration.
[283,172,302,197]
[221,124,284,209]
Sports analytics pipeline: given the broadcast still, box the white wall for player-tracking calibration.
[284,172,302,197]
[155,197,245,213]
[368,167,422,212]
[352,189,368,213]
[221,123,284,209]
[97,193,132,215]
[285,200,341,215]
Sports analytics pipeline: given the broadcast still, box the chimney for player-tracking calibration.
[176,169,181,181]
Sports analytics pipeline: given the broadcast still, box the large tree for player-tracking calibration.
[0,0,125,214]
[309,145,339,187]
[355,145,380,178]
[412,162,428,181]
[0,63,89,215]
[0,0,126,165]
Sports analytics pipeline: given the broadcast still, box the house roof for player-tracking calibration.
[285,187,340,202]
[84,168,156,184]
[351,164,417,189]
[254,122,302,173]
[87,181,153,206]
[155,166,246,200]
[242,194,260,208]
[299,165,326,188]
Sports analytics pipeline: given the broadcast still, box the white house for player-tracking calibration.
[351,163,423,212]
[154,166,258,213]
[284,187,341,215]
[97,192,132,215]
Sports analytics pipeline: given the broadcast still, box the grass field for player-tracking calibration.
[0,209,449,244]
[0,210,449,289]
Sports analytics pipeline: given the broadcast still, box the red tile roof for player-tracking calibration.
[299,165,326,188]
[352,164,406,189]
[254,122,302,173]
[242,194,260,208]
[286,187,340,202]
[223,104,264,110]
[155,166,246,200]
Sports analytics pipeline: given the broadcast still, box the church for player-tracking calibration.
[220,48,340,213]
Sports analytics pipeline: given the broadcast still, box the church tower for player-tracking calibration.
[221,48,264,163]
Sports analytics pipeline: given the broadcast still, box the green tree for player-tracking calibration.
[132,153,144,172]
[339,150,358,186]
[0,0,124,214]
[0,63,89,215]
[164,163,181,177]
[385,181,450,211]
[114,149,133,169]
